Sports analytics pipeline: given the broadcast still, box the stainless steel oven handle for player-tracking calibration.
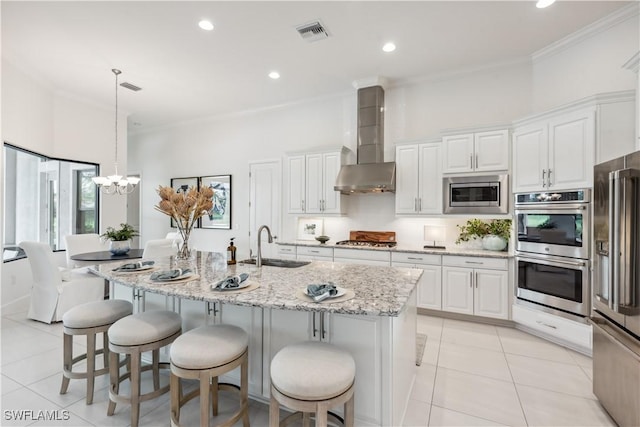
[515,205,587,211]
[516,253,587,268]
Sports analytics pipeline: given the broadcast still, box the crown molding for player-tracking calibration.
[532,2,639,63]
[622,51,640,73]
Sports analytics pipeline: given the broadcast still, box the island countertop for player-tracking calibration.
[91,252,422,317]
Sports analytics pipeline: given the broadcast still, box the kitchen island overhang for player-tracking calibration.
[91,253,422,426]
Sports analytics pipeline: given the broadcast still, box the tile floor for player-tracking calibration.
[1,297,616,426]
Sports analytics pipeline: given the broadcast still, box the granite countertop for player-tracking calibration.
[276,240,512,259]
[91,252,422,317]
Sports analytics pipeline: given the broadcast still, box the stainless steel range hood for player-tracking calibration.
[334,85,396,194]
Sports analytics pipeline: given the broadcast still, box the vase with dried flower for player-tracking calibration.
[155,185,213,259]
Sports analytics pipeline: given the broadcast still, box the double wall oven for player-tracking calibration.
[514,189,590,318]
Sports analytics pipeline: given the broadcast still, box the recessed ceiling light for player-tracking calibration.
[198,20,214,31]
[536,0,555,8]
[268,71,280,80]
[382,42,396,53]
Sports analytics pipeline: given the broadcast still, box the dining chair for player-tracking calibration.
[143,239,176,259]
[64,233,109,268]
[19,241,105,324]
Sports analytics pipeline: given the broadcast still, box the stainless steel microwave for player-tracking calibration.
[443,174,509,214]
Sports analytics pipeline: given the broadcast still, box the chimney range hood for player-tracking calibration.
[334,85,396,194]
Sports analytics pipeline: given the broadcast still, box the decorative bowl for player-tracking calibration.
[315,235,330,244]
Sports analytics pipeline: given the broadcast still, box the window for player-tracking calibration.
[3,143,100,261]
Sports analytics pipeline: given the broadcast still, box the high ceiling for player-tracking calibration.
[2,1,632,132]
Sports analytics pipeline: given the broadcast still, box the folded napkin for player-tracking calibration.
[150,268,191,281]
[213,273,249,290]
[306,283,338,302]
[113,260,155,272]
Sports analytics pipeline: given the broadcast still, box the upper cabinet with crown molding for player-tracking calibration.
[512,91,636,193]
[442,129,510,174]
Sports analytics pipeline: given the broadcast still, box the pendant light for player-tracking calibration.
[92,68,140,195]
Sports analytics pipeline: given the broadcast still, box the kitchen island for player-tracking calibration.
[91,252,422,426]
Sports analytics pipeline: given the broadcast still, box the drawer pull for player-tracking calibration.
[536,320,557,329]
[465,261,483,265]
[407,257,423,261]
[310,250,320,253]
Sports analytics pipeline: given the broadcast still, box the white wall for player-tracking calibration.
[1,59,128,305]
[532,9,639,112]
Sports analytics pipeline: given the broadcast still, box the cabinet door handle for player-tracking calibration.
[419,198,422,212]
[475,154,479,169]
[470,154,473,169]
[547,169,552,187]
[470,271,473,287]
[414,198,418,212]
[542,170,546,187]
[475,272,478,288]
[536,320,557,329]
[312,313,318,337]
[320,312,326,340]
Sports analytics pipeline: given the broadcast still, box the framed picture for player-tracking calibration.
[297,218,323,240]
[169,177,199,228]
[199,175,232,229]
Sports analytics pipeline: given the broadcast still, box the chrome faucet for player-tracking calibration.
[256,225,274,268]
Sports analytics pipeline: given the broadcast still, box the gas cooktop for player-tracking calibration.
[335,240,397,248]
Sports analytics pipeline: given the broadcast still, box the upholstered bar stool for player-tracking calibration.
[60,299,133,404]
[269,341,356,427]
[169,324,250,427]
[107,310,182,427]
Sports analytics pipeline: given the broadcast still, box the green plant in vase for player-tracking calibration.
[456,219,512,251]
[100,223,139,255]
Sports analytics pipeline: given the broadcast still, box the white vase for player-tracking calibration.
[482,235,507,251]
[109,240,131,256]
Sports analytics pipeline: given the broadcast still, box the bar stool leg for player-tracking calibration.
[60,333,72,394]
[269,387,280,427]
[241,356,249,427]
[211,376,219,416]
[345,393,355,427]
[200,372,210,427]
[302,412,311,427]
[316,402,328,427]
[130,350,141,427]
[152,349,160,390]
[107,350,119,416]
[170,373,180,425]
[103,332,110,369]
[86,332,96,404]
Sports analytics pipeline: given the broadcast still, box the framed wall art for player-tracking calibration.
[169,177,199,228]
[199,175,232,229]
[297,218,323,240]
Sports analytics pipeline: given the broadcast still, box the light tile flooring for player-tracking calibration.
[1,298,616,426]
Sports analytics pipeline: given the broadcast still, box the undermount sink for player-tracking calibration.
[239,258,310,268]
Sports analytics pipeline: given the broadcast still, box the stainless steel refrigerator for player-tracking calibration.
[592,150,640,427]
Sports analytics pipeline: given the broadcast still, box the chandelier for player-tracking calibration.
[92,68,140,195]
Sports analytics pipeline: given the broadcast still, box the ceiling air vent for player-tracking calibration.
[295,20,329,43]
[120,82,142,92]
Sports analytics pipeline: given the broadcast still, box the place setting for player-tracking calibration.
[210,273,260,294]
[148,267,200,284]
[112,260,157,274]
[296,282,355,304]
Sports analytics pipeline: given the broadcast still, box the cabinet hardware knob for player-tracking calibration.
[536,320,557,329]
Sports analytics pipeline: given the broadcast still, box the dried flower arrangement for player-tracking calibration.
[155,185,214,258]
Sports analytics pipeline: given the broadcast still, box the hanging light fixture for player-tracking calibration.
[92,68,140,195]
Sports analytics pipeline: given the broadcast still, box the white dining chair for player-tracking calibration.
[64,233,109,268]
[143,239,176,259]
[20,241,105,324]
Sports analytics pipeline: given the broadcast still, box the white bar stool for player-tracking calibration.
[269,341,356,427]
[107,310,182,427]
[169,324,250,427]
[61,299,133,404]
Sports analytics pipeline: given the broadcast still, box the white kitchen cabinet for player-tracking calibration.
[392,252,442,310]
[263,307,387,426]
[442,256,508,319]
[286,147,350,214]
[513,109,594,192]
[513,92,636,193]
[395,142,442,214]
[276,244,296,260]
[296,245,333,261]
[333,248,390,266]
[442,129,509,174]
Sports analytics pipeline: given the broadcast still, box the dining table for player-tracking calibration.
[70,248,145,262]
